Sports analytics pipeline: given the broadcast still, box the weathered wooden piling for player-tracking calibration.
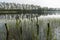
[0,23,7,40]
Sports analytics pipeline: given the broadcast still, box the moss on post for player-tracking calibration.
[15,15,22,40]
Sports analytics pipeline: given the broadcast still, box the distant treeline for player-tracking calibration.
[0,2,60,15]
[0,2,60,10]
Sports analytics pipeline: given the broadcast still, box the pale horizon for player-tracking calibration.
[0,0,60,8]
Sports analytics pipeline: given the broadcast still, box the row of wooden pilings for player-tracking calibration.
[1,15,60,40]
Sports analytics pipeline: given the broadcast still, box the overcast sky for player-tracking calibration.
[0,0,60,8]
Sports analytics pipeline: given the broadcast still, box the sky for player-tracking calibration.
[0,0,60,8]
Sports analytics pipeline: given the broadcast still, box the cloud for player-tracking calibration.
[0,0,60,8]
